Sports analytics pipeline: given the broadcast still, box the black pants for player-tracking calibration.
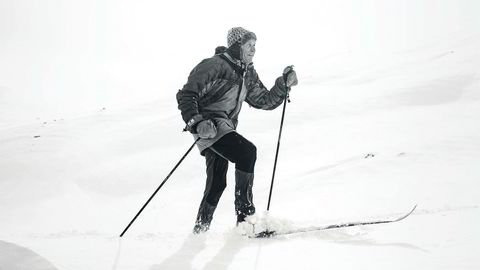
[195,132,257,228]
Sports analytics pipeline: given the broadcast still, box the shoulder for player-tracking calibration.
[246,64,260,80]
[190,55,231,76]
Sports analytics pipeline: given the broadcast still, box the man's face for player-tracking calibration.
[240,39,256,64]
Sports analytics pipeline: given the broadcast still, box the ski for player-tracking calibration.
[253,204,417,238]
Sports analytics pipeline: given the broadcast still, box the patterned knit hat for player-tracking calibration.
[227,27,256,48]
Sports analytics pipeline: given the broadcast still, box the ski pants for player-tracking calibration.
[195,131,257,226]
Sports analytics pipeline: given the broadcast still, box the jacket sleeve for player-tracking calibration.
[176,57,224,131]
[245,68,289,110]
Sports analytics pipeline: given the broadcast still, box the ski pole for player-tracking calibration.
[266,66,293,211]
[120,137,200,237]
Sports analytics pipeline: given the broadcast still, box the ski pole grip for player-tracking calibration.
[283,65,294,103]
[283,65,295,85]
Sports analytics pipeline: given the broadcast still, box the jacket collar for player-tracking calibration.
[221,52,253,75]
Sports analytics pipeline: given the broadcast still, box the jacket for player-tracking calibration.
[176,50,288,153]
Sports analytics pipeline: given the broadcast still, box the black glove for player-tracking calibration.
[283,66,298,88]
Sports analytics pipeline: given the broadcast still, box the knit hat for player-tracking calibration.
[227,27,256,48]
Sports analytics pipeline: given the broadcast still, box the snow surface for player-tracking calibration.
[1,1,480,269]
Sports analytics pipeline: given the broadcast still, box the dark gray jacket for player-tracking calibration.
[177,51,288,152]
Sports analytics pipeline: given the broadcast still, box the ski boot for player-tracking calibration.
[192,202,217,234]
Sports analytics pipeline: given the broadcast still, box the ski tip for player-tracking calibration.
[394,204,418,222]
[408,204,418,215]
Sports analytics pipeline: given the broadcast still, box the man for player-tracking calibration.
[176,27,298,234]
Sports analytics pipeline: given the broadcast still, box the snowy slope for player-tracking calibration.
[2,31,480,269]
[2,1,480,269]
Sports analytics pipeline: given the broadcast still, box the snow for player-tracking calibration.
[1,1,480,269]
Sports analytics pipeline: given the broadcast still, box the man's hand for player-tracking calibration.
[283,66,298,88]
[196,120,217,139]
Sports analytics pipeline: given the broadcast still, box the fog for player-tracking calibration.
[1,0,478,125]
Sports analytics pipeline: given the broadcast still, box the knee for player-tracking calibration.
[237,142,256,173]
[249,143,257,163]
[243,141,256,165]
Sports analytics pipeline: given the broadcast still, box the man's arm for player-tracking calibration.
[176,57,224,132]
[245,68,289,110]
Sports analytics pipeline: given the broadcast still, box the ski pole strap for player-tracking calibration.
[183,114,204,133]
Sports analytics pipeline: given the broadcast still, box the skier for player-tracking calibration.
[176,27,298,234]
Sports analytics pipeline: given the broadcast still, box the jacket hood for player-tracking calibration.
[215,46,227,55]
